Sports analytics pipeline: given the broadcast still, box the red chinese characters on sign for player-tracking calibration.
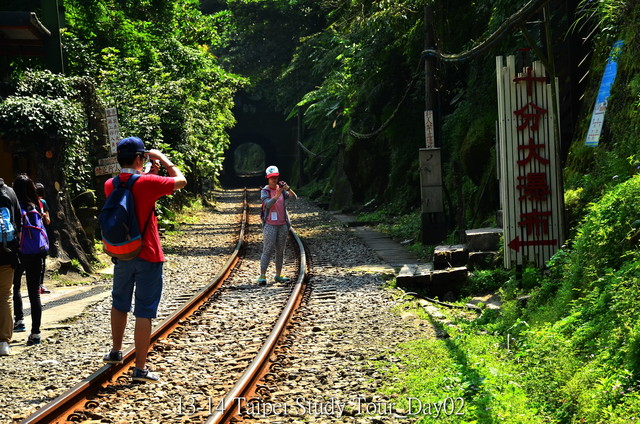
[516,173,551,202]
[513,102,548,132]
[513,66,547,96]
[517,137,550,166]
[509,67,557,252]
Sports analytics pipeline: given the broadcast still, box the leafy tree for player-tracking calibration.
[62,0,245,192]
[0,0,244,268]
[0,70,96,270]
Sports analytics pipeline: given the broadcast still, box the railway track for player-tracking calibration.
[17,188,310,424]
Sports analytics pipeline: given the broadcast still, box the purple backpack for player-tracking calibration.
[20,207,49,255]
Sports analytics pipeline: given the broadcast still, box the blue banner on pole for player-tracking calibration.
[585,40,624,146]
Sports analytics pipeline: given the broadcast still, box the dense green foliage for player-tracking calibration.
[329,1,640,422]
[0,70,93,194]
[62,0,245,191]
[564,0,639,229]
[1,0,245,198]
[387,4,640,421]
[461,173,640,421]
[380,164,640,420]
[212,0,549,224]
[0,0,245,265]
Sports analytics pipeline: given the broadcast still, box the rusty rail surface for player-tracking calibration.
[205,226,308,424]
[19,189,249,424]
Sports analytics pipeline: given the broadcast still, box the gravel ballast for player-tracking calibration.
[0,189,436,423]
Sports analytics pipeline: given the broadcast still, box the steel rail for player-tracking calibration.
[19,189,249,424]
[205,225,308,424]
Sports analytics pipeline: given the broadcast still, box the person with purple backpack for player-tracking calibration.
[35,183,51,295]
[12,174,49,346]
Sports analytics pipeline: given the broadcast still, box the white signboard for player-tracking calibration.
[496,56,565,268]
[424,110,435,148]
[106,107,121,154]
[95,163,120,176]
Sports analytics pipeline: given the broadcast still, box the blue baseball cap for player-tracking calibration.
[117,137,148,155]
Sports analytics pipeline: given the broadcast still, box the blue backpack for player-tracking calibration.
[20,206,49,255]
[99,174,150,260]
[0,181,17,253]
[0,207,14,246]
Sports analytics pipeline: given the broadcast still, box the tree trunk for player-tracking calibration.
[33,137,94,272]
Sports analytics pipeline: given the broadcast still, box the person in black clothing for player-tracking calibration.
[12,175,46,346]
[0,178,20,356]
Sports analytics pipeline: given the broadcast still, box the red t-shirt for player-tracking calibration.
[104,173,175,262]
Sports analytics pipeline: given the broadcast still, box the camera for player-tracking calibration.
[278,181,287,188]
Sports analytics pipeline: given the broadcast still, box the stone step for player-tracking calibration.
[465,227,502,252]
[397,263,433,284]
[468,251,500,270]
[433,244,468,270]
[397,264,467,300]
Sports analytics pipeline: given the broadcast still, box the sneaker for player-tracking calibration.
[27,333,41,346]
[103,350,123,364]
[132,367,160,383]
[257,275,267,285]
[39,285,51,294]
[0,342,10,356]
[274,275,290,283]
[13,320,26,332]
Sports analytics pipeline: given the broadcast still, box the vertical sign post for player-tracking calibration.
[496,56,565,268]
[96,108,121,176]
[106,107,121,155]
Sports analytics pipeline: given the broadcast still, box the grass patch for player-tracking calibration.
[375,296,549,423]
[50,272,93,286]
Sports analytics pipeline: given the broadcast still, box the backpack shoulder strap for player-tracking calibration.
[126,173,141,189]
[20,208,30,226]
[0,182,10,203]
[111,173,141,190]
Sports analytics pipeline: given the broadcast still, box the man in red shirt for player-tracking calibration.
[102,137,187,383]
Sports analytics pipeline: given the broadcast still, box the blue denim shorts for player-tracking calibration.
[112,258,163,318]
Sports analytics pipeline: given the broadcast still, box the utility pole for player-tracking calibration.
[424,3,437,145]
[420,2,447,245]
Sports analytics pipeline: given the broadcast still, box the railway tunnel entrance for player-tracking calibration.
[234,142,265,175]
[221,93,298,189]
